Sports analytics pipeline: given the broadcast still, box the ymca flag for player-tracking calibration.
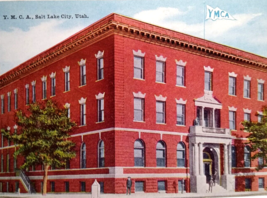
[206,5,235,21]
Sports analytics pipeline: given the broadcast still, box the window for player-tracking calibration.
[178,180,186,192]
[156,141,166,167]
[97,99,104,122]
[158,181,166,191]
[258,83,264,101]
[259,178,264,189]
[6,154,9,172]
[65,72,70,91]
[80,182,86,192]
[232,146,236,167]
[134,140,145,167]
[80,65,86,86]
[245,178,251,191]
[1,154,3,172]
[204,71,212,91]
[81,143,86,168]
[6,182,9,192]
[229,111,236,130]
[42,80,47,99]
[134,56,144,79]
[14,89,18,110]
[51,77,56,96]
[97,58,104,80]
[229,77,236,95]
[0,182,2,192]
[7,93,11,112]
[244,80,250,98]
[67,108,70,118]
[176,65,185,86]
[99,182,104,193]
[0,97,4,114]
[244,113,251,122]
[25,84,29,105]
[50,181,55,192]
[14,157,17,170]
[134,98,144,121]
[98,140,105,167]
[156,101,165,123]
[177,142,185,167]
[156,61,165,83]
[65,182,69,192]
[177,104,185,125]
[258,157,263,167]
[244,146,251,167]
[258,114,263,122]
[31,81,36,103]
[80,104,86,126]
[15,182,19,192]
[65,160,70,169]
[135,181,144,192]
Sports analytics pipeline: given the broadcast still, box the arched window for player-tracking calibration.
[81,143,86,168]
[134,140,145,167]
[98,140,105,167]
[177,142,185,167]
[156,141,166,167]
[244,145,250,167]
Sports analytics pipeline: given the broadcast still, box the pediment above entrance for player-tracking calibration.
[195,90,222,109]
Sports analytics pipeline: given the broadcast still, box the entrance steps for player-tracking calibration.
[205,183,227,194]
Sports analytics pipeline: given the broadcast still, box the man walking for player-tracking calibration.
[126,177,132,195]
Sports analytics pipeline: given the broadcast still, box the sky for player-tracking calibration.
[0,0,266,75]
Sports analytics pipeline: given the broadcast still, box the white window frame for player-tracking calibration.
[133,50,145,79]
[7,92,11,112]
[25,84,29,105]
[14,89,18,110]
[79,97,86,126]
[0,95,4,114]
[229,111,236,130]
[258,83,264,101]
[95,51,104,80]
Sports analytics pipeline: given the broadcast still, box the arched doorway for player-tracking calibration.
[203,147,217,183]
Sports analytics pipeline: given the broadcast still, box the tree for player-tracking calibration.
[1,100,76,195]
[242,105,267,171]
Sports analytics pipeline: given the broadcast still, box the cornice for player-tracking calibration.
[1,17,267,88]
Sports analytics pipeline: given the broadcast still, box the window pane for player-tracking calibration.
[134,140,143,148]
[156,142,164,149]
[134,98,142,109]
[158,181,165,191]
[156,150,164,158]
[135,181,144,192]
[134,57,142,68]
[134,149,143,157]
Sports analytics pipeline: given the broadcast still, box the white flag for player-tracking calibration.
[206,5,235,21]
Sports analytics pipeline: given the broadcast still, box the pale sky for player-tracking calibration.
[0,0,266,75]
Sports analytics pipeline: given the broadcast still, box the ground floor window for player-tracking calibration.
[157,181,166,191]
[135,181,144,192]
[99,182,104,193]
[81,181,86,192]
[0,182,2,192]
[259,178,264,189]
[15,182,19,192]
[245,178,251,191]
[178,180,186,192]
[65,182,69,192]
[50,181,55,192]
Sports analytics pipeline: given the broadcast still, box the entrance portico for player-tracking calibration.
[189,91,235,193]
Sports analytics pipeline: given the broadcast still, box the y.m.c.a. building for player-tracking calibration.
[0,13,267,194]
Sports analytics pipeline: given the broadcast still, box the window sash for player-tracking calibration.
[204,72,212,91]
[176,66,184,86]
[7,96,10,112]
[1,99,4,114]
[32,86,36,103]
[65,72,70,91]
[26,88,29,105]
[258,83,264,100]
[134,56,144,79]
[135,181,144,192]
[134,98,144,121]
[65,182,69,192]
[97,58,104,80]
[51,78,56,96]
[244,80,250,98]
[98,99,104,122]
[156,61,165,83]
[80,104,86,125]
[80,65,86,85]
[259,178,264,188]
[177,104,185,125]
[244,113,250,122]
[229,77,236,95]
[156,102,165,123]
[158,181,166,191]
[42,81,47,99]
[14,93,18,110]
[229,111,236,130]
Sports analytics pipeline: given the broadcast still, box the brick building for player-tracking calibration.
[0,13,267,194]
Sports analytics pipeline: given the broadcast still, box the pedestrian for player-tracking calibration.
[209,178,213,193]
[126,177,132,195]
[213,170,217,186]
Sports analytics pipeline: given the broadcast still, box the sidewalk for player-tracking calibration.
[0,191,267,198]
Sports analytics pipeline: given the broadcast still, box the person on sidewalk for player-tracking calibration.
[126,177,132,195]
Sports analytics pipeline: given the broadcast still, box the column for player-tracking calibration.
[224,144,228,175]
[228,144,232,175]
[194,143,199,176]
[212,109,216,128]
[201,107,204,127]
[199,143,203,175]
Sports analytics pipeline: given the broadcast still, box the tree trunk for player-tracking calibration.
[42,165,49,195]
